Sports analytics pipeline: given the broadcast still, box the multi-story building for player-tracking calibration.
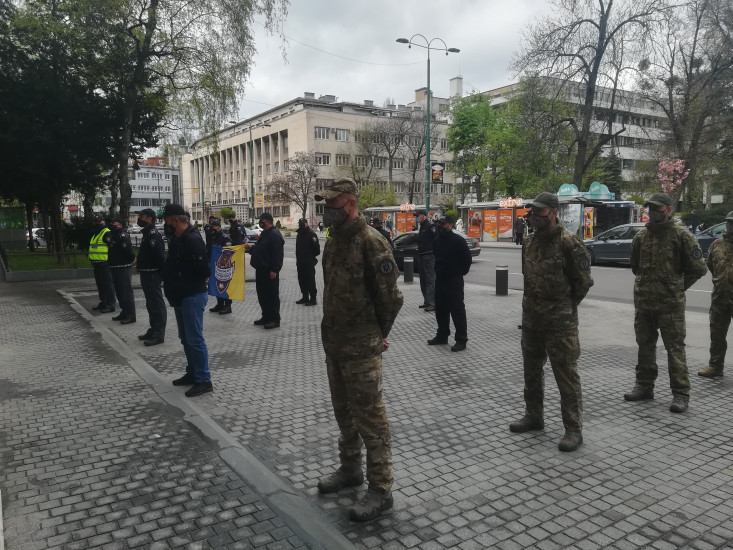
[181,82,460,227]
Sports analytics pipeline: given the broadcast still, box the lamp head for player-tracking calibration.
[396,38,409,44]
[448,48,460,53]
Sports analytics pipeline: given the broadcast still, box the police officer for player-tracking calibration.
[204,215,217,256]
[700,211,733,378]
[227,213,244,245]
[135,209,167,345]
[108,218,136,324]
[372,218,393,248]
[315,178,403,522]
[509,192,593,452]
[415,209,436,312]
[624,192,707,413]
[246,212,284,329]
[89,217,115,313]
[208,221,234,315]
[295,218,320,306]
[428,215,472,352]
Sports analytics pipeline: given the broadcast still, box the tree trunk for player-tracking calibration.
[25,203,36,251]
[82,189,96,221]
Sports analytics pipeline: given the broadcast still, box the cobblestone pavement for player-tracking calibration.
[3,251,733,550]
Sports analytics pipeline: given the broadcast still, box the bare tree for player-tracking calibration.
[266,151,318,219]
[336,124,383,186]
[371,114,411,188]
[403,110,441,203]
[512,0,666,189]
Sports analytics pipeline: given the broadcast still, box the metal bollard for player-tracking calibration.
[496,265,508,296]
[403,256,414,283]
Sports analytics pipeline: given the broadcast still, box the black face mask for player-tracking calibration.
[137,219,148,228]
[163,224,174,237]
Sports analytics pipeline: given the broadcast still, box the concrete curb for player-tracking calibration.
[58,289,356,550]
[0,488,5,550]
[4,268,94,282]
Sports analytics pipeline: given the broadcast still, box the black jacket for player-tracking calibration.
[210,230,232,251]
[162,225,211,305]
[417,218,436,254]
[136,224,166,271]
[377,228,393,249]
[228,219,244,245]
[250,226,284,273]
[295,227,320,267]
[433,230,472,279]
[108,228,135,267]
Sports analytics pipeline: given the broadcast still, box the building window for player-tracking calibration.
[440,139,447,149]
[335,154,349,166]
[316,178,333,190]
[282,205,290,216]
[258,166,262,176]
[315,126,330,140]
[335,129,349,142]
[316,204,324,215]
[356,156,368,168]
[622,158,635,170]
[284,160,289,171]
[392,159,404,169]
[272,206,281,217]
[266,165,271,175]
[315,153,331,166]
[275,162,279,173]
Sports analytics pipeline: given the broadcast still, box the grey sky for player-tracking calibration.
[236,0,553,120]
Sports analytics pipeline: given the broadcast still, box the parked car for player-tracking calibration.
[695,222,726,256]
[583,223,646,265]
[392,230,481,272]
[242,226,259,245]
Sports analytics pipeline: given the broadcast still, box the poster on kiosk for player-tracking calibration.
[467,210,482,238]
[483,210,498,241]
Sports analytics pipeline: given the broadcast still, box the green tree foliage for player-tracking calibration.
[219,207,235,219]
[358,184,397,211]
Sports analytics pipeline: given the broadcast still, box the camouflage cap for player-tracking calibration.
[314,178,357,201]
[726,211,733,221]
[645,192,672,207]
[528,192,559,210]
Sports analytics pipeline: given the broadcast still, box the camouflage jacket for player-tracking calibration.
[321,216,403,359]
[707,234,733,299]
[522,226,593,331]
[630,220,707,311]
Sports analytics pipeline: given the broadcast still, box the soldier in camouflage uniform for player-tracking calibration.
[509,192,593,452]
[699,211,733,379]
[315,178,404,522]
[624,192,707,413]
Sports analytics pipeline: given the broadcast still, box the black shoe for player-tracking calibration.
[138,330,153,341]
[427,337,448,345]
[419,304,428,309]
[99,307,115,314]
[218,306,232,315]
[264,321,280,329]
[254,318,267,325]
[120,317,136,325]
[209,304,223,313]
[172,374,195,386]
[295,297,308,304]
[304,299,317,306]
[112,314,124,321]
[451,342,466,352]
[424,306,436,312]
[92,303,104,311]
[185,382,213,397]
[143,337,164,346]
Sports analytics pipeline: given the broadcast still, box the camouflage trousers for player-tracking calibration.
[709,298,733,373]
[521,327,583,432]
[326,355,393,492]
[634,307,689,397]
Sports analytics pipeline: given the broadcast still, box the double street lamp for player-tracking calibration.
[396,35,459,212]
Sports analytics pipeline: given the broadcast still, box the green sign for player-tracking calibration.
[157,209,163,215]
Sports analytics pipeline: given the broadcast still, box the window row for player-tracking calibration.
[315,127,350,141]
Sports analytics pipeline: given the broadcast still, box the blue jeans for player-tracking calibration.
[174,292,210,383]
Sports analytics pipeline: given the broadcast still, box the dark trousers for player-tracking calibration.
[435,275,467,343]
[139,271,167,338]
[418,253,436,307]
[110,266,135,320]
[255,269,280,322]
[216,298,232,307]
[92,261,115,308]
[297,264,317,300]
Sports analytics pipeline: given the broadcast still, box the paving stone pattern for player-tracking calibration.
[0,284,306,549]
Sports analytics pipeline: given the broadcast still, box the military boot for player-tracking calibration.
[295,295,308,305]
[348,488,393,522]
[509,416,544,433]
[317,468,364,494]
[209,303,223,313]
[304,298,318,306]
[669,395,689,413]
[698,366,723,378]
[558,430,583,452]
[218,303,232,315]
[623,385,654,401]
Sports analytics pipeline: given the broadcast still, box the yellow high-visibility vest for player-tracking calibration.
[89,228,110,261]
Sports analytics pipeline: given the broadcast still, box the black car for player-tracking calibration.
[583,223,646,266]
[392,230,481,272]
[695,222,725,256]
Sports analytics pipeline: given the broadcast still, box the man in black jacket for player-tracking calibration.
[227,213,244,245]
[428,215,472,352]
[295,218,320,306]
[204,215,217,256]
[162,203,213,398]
[108,218,137,324]
[246,212,284,329]
[415,210,436,312]
[208,221,234,315]
[136,209,167,345]
[372,218,393,248]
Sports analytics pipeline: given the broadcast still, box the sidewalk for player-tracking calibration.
[2,258,733,549]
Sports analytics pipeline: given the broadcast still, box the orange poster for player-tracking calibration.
[396,212,409,234]
[498,209,513,239]
[516,208,529,219]
[468,210,482,238]
[483,210,498,240]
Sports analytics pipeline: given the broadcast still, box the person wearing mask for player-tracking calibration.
[162,203,213,398]
[513,215,526,246]
[415,209,437,312]
[89,217,115,313]
[108,218,136,324]
[624,192,707,413]
[204,214,217,256]
[700,211,733,379]
[428,215,472,352]
[227,213,244,245]
[509,193,593,452]
[136,209,166,345]
[208,220,234,315]
[295,218,320,306]
[315,178,403,521]
[372,218,393,249]
[245,212,284,329]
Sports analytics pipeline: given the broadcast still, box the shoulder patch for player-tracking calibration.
[579,254,591,271]
[378,258,394,275]
[150,239,156,246]
[692,246,703,260]
[312,236,318,243]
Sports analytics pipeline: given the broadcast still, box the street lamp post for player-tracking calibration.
[248,121,271,223]
[396,35,459,213]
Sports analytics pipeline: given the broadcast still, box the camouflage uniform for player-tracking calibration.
[521,226,593,432]
[630,220,707,397]
[706,235,733,374]
[322,215,403,492]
